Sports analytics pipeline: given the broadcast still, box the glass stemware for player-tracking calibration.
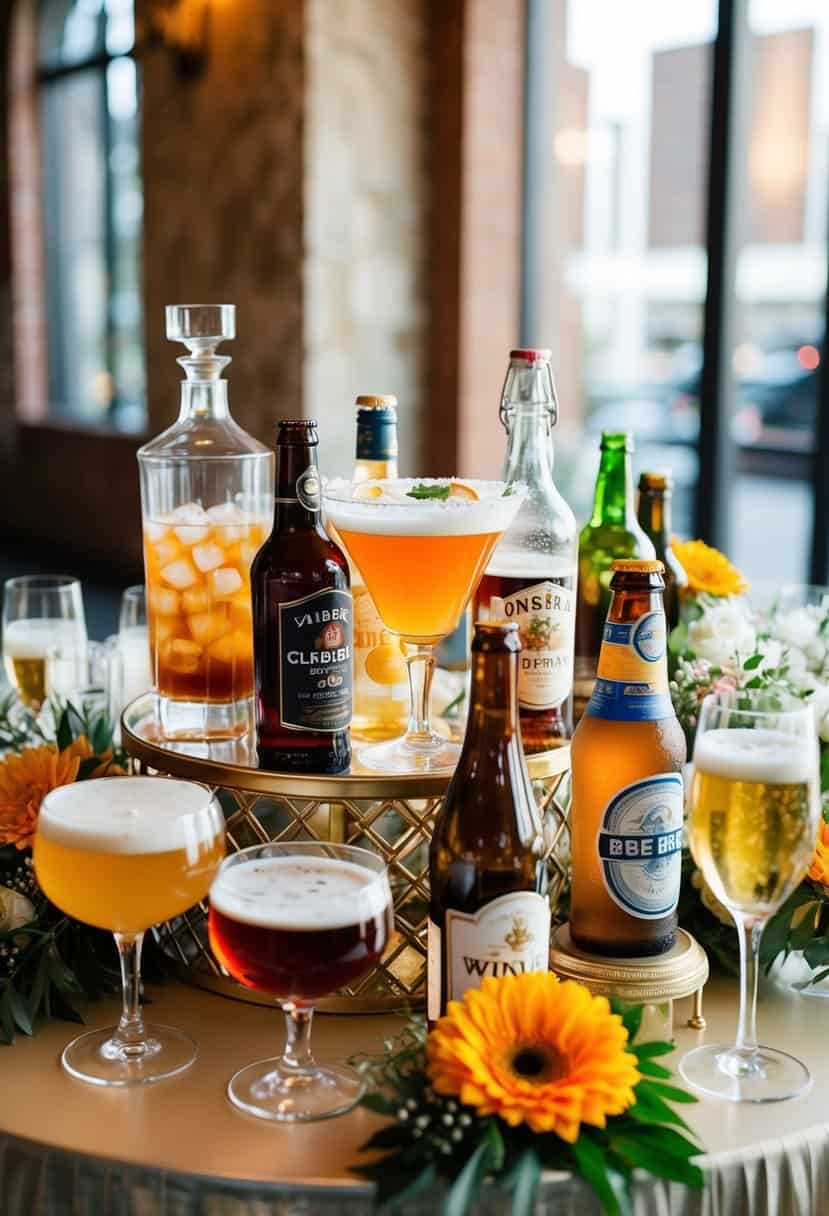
[34,776,225,1086]
[680,689,820,1102]
[2,574,87,710]
[323,478,526,773]
[208,841,393,1121]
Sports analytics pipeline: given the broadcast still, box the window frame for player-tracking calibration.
[36,7,142,428]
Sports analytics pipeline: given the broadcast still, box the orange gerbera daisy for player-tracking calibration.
[671,537,748,598]
[808,821,829,897]
[427,973,639,1142]
[0,737,122,851]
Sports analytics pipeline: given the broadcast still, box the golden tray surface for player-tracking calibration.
[122,695,572,1013]
[551,923,709,1004]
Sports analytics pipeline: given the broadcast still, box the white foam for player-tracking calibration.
[210,855,391,931]
[483,550,577,581]
[38,776,223,855]
[323,478,526,537]
[694,727,816,785]
[4,619,86,659]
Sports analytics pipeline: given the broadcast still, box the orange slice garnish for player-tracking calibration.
[354,483,383,500]
[448,480,480,502]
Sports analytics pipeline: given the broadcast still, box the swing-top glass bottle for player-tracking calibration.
[137,306,274,741]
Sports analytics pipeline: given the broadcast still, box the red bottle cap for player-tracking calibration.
[509,348,552,363]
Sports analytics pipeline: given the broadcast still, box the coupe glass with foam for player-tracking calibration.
[208,841,393,1121]
[137,305,274,741]
[681,690,819,1102]
[323,478,526,772]
[34,776,225,1086]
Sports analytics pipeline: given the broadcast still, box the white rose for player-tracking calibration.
[0,886,35,933]
[688,598,756,667]
[773,607,821,653]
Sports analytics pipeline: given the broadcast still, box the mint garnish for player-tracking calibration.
[502,485,514,497]
[407,483,450,501]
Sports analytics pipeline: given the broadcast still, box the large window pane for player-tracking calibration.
[729,1,827,588]
[541,1,717,539]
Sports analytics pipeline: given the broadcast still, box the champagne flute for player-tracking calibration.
[118,585,152,708]
[680,689,820,1102]
[2,575,87,709]
[208,841,393,1121]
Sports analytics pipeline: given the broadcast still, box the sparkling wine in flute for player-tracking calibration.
[209,854,392,1000]
[690,727,816,917]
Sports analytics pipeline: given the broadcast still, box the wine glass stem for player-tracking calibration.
[281,1002,315,1073]
[113,931,147,1049]
[734,914,765,1055]
[405,643,436,745]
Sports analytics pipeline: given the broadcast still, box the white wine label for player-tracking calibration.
[444,892,550,1006]
[597,773,683,919]
[490,581,575,710]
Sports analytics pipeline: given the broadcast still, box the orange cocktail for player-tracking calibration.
[324,478,525,772]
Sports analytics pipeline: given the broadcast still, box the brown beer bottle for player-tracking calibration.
[570,560,686,957]
[252,420,352,773]
[428,621,549,1020]
[637,472,687,630]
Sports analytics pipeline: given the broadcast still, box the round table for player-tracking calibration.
[0,976,826,1216]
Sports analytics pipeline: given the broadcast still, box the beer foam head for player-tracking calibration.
[210,854,391,930]
[38,776,222,854]
[693,727,816,785]
[323,478,525,537]
[4,618,86,659]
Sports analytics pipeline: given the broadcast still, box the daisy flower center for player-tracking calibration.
[508,1043,566,1084]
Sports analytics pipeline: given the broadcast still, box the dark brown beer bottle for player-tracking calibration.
[636,472,688,630]
[252,420,352,773]
[570,560,686,957]
[428,621,549,1020]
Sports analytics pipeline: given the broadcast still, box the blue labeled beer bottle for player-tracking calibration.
[569,559,686,956]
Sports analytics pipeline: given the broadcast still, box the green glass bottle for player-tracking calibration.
[636,472,688,630]
[575,432,655,685]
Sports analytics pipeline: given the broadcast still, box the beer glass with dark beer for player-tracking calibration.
[209,841,393,1121]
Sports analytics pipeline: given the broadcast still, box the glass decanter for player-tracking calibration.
[137,305,274,740]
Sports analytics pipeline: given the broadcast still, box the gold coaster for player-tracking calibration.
[550,923,709,1033]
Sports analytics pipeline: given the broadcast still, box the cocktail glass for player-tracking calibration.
[324,478,525,772]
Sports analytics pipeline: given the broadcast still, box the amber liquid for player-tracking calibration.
[337,529,500,642]
[474,568,574,752]
[208,906,390,1000]
[144,518,268,703]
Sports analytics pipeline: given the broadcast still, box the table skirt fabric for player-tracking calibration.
[2,1122,828,1216]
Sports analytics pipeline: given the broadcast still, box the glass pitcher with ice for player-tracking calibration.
[137,306,274,740]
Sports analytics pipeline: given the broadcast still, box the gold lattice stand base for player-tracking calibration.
[122,696,572,1012]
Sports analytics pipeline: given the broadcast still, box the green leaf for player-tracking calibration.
[743,676,763,689]
[360,1125,411,1152]
[634,1041,675,1059]
[379,1164,437,1211]
[90,715,112,756]
[444,1136,494,1216]
[55,709,73,751]
[609,1132,703,1188]
[789,905,821,951]
[803,939,829,970]
[571,1136,630,1216]
[621,1124,700,1161]
[485,1121,505,1173]
[507,1148,541,1216]
[502,485,514,497]
[743,653,764,670]
[7,986,33,1035]
[627,1091,692,1134]
[644,1080,697,1104]
[634,1058,672,1079]
[407,483,450,501]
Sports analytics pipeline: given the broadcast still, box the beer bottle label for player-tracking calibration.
[586,610,673,722]
[597,772,683,919]
[428,892,550,1019]
[278,588,353,732]
[490,580,575,710]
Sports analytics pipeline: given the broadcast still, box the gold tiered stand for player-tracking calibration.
[122,695,571,1014]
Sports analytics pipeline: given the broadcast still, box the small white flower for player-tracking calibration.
[688,597,756,668]
[774,607,821,652]
[0,886,35,933]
